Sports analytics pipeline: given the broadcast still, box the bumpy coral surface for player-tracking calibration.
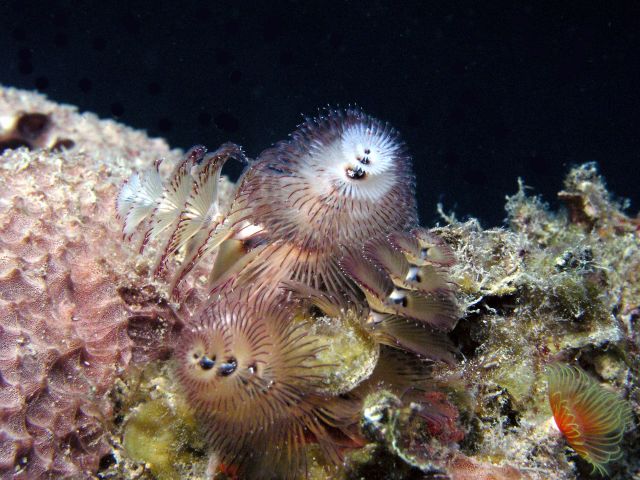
[0,86,201,478]
[0,151,129,477]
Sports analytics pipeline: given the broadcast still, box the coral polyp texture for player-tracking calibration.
[547,364,632,475]
[1,86,639,480]
[0,86,187,478]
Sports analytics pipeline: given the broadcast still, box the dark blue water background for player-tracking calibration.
[1,1,638,226]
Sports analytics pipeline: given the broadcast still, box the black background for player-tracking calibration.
[1,0,639,226]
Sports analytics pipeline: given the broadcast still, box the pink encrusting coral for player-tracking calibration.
[0,154,131,477]
[0,86,187,478]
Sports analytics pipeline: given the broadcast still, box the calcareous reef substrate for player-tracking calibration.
[0,86,638,480]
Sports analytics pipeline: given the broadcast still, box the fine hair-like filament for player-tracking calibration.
[174,289,361,479]
[547,363,633,476]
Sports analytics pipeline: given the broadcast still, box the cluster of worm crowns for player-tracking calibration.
[116,108,460,479]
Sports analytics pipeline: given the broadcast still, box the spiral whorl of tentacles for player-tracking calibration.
[174,288,362,479]
[117,108,460,478]
[341,228,458,365]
